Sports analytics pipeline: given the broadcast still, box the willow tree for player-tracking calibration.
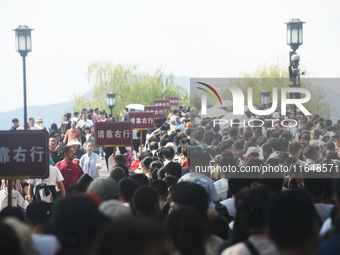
[220,62,331,118]
[73,62,189,117]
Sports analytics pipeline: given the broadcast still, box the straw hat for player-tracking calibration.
[67,138,82,146]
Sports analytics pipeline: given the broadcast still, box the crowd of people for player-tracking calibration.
[2,105,340,255]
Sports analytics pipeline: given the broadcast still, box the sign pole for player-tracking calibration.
[139,130,143,154]
[8,179,12,207]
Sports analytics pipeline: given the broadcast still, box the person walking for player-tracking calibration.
[80,142,102,179]
[55,146,84,194]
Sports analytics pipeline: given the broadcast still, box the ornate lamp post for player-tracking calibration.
[286,18,304,51]
[106,93,116,119]
[14,25,34,130]
[285,18,305,116]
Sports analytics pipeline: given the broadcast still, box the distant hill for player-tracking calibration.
[3,77,340,130]
[0,76,191,131]
[0,101,74,131]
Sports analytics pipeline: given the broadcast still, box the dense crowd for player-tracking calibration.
[2,106,340,255]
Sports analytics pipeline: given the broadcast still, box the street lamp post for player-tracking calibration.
[260,91,271,107]
[14,25,34,130]
[106,93,116,119]
[285,18,305,116]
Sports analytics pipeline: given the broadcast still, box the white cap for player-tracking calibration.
[243,146,260,157]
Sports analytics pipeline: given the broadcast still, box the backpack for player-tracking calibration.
[214,201,235,223]
[34,184,57,203]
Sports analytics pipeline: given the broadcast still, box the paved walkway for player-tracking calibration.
[98,157,110,178]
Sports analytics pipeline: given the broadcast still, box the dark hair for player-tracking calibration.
[141,156,153,169]
[157,168,166,179]
[149,141,159,151]
[324,141,335,151]
[218,140,234,151]
[266,189,320,251]
[280,132,292,141]
[288,142,302,154]
[113,155,127,166]
[303,145,318,159]
[266,157,280,167]
[188,149,210,171]
[233,139,244,150]
[227,176,252,198]
[95,218,166,255]
[164,207,208,255]
[172,182,208,217]
[0,206,25,223]
[304,178,326,198]
[150,179,168,196]
[115,164,129,177]
[334,178,340,202]
[118,178,139,202]
[150,160,163,172]
[231,187,270,244]
[67,183,86,194]
[50,123,59,132]
[62,145,72,155]
[259,175,284,194]
[163,175,178,188]
[52,194,109,253]
[243,131,253,142]
[160,138,170,147]
[138,151,153,161]
[228,127,238,137]
[325,119,332,127]
[194,129,204,141]
[130,174,149,187]
[203,130,215,145]
[262,142,273,161]
[162,147,175,159]
[163,162,182,179]
[109,166,127,182]
[257,136,267,147]
[0,222,25,255]
[131,186,160,217]
[270,138,283,151]
[25,201,52,225]
[301,133,310,142]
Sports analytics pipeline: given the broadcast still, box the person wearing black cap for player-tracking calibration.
[25,201,59,255]
[10,118,19,130]
[51,194,109,255]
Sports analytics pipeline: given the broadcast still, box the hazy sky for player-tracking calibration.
[1,0,340,112]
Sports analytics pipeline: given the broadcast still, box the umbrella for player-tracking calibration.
[126,104,144,111]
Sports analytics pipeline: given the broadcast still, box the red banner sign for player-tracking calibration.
[0,131,49,178]
[165,97,179,106]
[128,112,155,130]
[95,122,132,146]
[154,99,171,109]
[144,105,165,119]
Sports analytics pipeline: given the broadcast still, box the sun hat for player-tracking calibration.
[67,138,82,146]
[36,117,43,123]
[243,146,260,157]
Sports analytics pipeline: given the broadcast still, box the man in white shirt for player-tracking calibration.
[76,113,94,129]
[0,180,28,211]
[27,165,66,203]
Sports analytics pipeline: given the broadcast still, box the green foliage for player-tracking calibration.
[73,62,189,117]
[220,62,331,118]
[222,62,289,105]
[303,81,332,119]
